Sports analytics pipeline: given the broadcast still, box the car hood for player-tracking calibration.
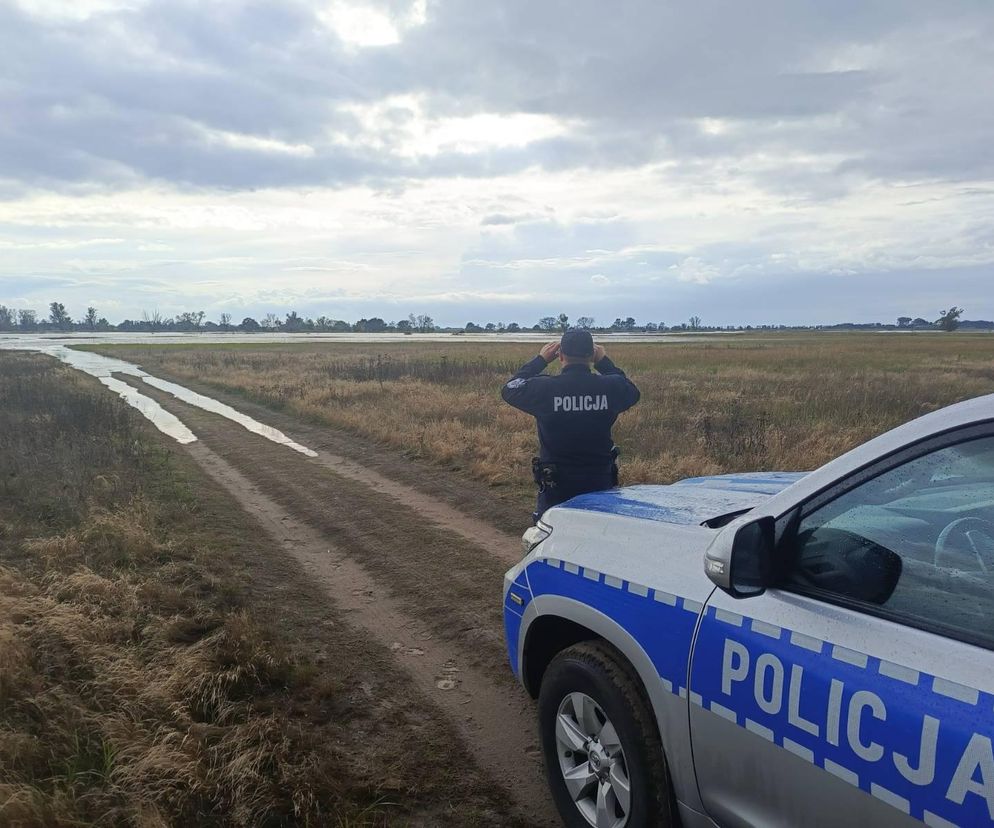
[557,472,807,526]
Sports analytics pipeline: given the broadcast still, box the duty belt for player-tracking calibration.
[531,446,621,491]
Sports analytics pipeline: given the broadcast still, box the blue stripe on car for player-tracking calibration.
[511,560,993,827]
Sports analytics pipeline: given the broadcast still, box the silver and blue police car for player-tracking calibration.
[504,392,994,828]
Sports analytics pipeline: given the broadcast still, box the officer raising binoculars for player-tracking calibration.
[501,330,641,522]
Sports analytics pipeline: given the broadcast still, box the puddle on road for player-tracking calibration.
[140,375,317,457]
[100,376,197,444]
[0,341,317,457]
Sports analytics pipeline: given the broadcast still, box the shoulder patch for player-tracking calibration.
[506,378,527,389]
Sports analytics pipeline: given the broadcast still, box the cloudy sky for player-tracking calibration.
[1,0,992,327]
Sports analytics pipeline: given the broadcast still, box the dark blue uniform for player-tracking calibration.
[502,354,640,517]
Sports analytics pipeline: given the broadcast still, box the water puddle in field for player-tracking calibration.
[0,340,317,457]
[98,375,197,443]
[138,373,317,456]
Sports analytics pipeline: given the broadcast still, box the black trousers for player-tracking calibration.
[534,472,614,522]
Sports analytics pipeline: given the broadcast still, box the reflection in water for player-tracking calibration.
[0,340,317,457]
[100,376,197,444]
[141,375,318,457]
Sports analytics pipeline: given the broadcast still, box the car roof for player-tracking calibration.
[759,392,994,516]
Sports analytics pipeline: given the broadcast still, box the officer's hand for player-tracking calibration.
[540,342,561,363]
[593,344,606,363]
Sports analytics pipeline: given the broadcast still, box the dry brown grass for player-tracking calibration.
[92,333,994,502]
[0,352,517,827]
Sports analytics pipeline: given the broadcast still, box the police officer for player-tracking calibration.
[501,329,640,520]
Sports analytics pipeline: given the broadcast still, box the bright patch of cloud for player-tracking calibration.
[338,95,571,156]
[14,0,143,22]
[196,125,316,158]
[318,0,427,48]
[670,257,721,284]
[695,118,732,136]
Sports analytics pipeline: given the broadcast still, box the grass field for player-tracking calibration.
[91,333,994,504]
[0,353,515,827]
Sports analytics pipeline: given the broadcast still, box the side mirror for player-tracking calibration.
[704,515,775,598]
[790,528,903,605]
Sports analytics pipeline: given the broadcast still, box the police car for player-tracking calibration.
[504,393,994,828]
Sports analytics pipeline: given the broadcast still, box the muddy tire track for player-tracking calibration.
[112,362,531,536]
[115,375,558,825]
[121,374,519,674]
[307,447,520,565]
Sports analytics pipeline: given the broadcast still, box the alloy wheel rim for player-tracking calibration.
[555,691,631,828]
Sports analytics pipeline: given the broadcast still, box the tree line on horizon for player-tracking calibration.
[0,303,983,335]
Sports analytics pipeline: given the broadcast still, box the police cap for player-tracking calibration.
[560,329,594,358]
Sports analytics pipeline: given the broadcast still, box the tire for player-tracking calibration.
[538,641,676,828]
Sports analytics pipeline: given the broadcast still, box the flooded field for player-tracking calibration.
[0,336,316,455]
[0,329,718,464]
[85,332,994,510]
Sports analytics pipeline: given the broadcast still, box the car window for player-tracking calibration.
[781,434,994,649]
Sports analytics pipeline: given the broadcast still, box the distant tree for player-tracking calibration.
[284,310,306,332]
[262,313,282,330]
[936,307,964,332]
[49,301,71,330]
[506,322,521,333]
[354,317,387,333]
[0,305,14,330]
[897,316,912,328]
[576,316,595,330]
[396,318,412,332]
[484,322,496,331]
[644,322,658,332]
[556,313,570,332]
[176,310,205,330]
[911,318,931,328]
[240,317,261,332]
[538,316,558,331]
[688,315,703,330]
[218,312,232,330]
[416,314,435,332]
[142,309,163,332]
[407,313,418,330]
[331,320,351,332]
[18,309,38,330]
[84,306,98,331]
[496,321,507,332]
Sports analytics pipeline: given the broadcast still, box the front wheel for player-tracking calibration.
[538,641,676,828]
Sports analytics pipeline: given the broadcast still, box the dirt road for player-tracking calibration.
[116,374,558,826]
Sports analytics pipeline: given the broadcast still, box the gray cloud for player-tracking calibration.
[2,0,991,193]
[1,0,993,325]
